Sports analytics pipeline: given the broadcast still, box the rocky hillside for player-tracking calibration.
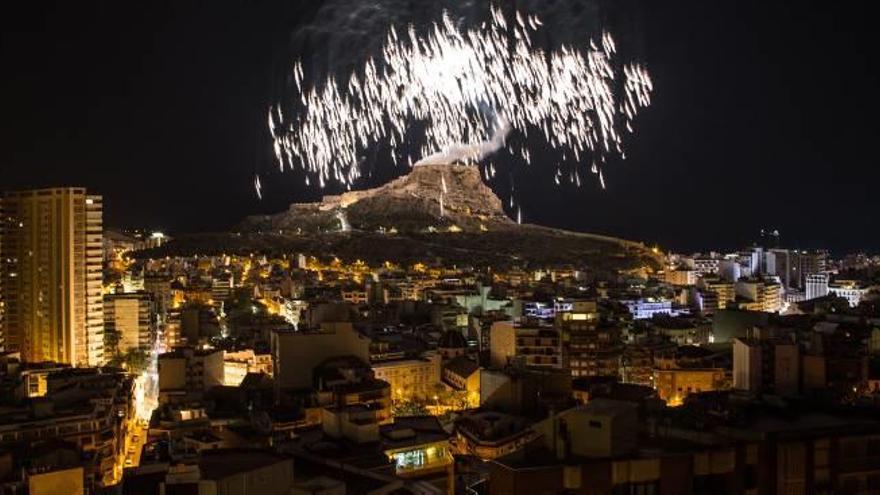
[142,164,660,272]
[240,164,511,234]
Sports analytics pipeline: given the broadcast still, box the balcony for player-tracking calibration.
[389,445,453,477]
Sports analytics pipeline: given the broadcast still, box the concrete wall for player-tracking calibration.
[158,356,186,391]
[489,321,515,368]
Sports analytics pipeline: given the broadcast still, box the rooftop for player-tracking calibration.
[444,356,480,378]
[198,449,290,480]
[380,416,449,450]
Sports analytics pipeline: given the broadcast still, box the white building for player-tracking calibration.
[805,273,829,300]
[828,280,865,308]
[693,257,720,276]
[622,299,674,320]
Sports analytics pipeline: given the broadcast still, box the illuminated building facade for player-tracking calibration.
[158,347,224,402]
[805,273,829,300]
[828,279,866,307]
[372,354,441,401]
[697,277,735,310]
[104,292,156,354]
[693,256,720,275]
[222,348,273,386]
[442,356,481,407]
[663,268,697,286]
[795,249,827,288]
[556,301,622,378]
[489,320,562,369]
[735,278,783,313]
[621,299,674,319]
[653,367,726,406]
[381,417,453,479]
[0,188,104,366]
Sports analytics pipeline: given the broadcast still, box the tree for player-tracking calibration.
[123,348,150,375]
[104,327,122,357]
[107,348,150,375]
[432,384,469,411]
[392,400,429,417]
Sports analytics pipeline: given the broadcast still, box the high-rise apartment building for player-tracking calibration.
[555,300,621,378]
[766,249,794,289]
[0,188,104,366]
[489,320,563,369]
[794,250,827,289]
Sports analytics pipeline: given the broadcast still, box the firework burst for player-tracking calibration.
[268,4,652,193]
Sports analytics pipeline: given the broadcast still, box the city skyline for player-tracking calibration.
[2,1,879,253]
[6,2,880,493]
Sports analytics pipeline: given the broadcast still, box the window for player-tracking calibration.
[612,482,658,495]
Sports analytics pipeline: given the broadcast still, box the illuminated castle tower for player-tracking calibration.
[0,188,104,366]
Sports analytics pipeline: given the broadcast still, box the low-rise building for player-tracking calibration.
[733,330,800,397]
[381,416,453,480]
[828,279,866,307]
[271,322,370,393]
[314,356,393,428]
[735,278,783,313]
[492,392,880,495]
[697,277,736,311]
[134,449,294,494]
[663,268,697,286]
[651,315,712,346]
[158,347,224,402]
[489,400,736,494]
[0,368,135,489]
[621,299,674,320]
[653,367,726,406]
[372,354,441,402]
[453,411,539,460]
[223,348,274,386]
[442,356,481,408]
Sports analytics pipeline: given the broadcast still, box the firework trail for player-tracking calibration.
[254,174,262,200]
[267,3,652,194]
[416,117,511,166]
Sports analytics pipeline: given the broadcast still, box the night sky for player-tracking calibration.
[2,1,878,254]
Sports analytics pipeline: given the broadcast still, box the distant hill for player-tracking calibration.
[240,164,510,234]
[137,164,660,273]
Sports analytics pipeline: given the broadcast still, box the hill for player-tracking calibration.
[138,164,660,273]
